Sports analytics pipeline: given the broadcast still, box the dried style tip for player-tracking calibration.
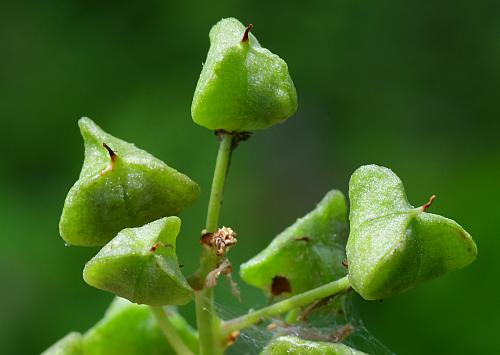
[100,143,117,176]
[422,194,436,212]
[241,24,253,42]
[103,143,117,161]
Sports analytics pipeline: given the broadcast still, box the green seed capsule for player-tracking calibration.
[240,190,348,298]
[191,18,298,132]
[42,332,83,355]
[261,336,367,355]
[59,117,200,246]
[83,297,198,355]
[346,164,478,300]
[83,217,193,306]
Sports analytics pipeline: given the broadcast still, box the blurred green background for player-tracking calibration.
[1,0,499,354]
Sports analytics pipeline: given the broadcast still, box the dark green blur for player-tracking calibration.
[1,1,498,354]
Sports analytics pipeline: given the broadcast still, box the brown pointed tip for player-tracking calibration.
[100,143,118,176]
[102,143,117,162]
[422,195,436,212]
[241,24,253,42]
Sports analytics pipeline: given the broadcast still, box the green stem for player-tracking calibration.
[196,133,234,355]
[206,133,234,232]
[195,290,220,355]
[151,306,195,355]
[221,276,351,335]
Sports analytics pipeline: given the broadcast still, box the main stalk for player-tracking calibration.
[195,133,234,355]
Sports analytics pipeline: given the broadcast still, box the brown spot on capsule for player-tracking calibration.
[241,24,253,42]
[271,276,291,296]
[294,236,310,242]
[342,259,349,268]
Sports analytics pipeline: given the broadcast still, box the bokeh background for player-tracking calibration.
[1,0,499,354]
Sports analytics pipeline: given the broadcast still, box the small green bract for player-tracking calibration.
[59,117,200,246]
[346,164,478,300]
[191,18,297,132]
[83,217,193,306]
